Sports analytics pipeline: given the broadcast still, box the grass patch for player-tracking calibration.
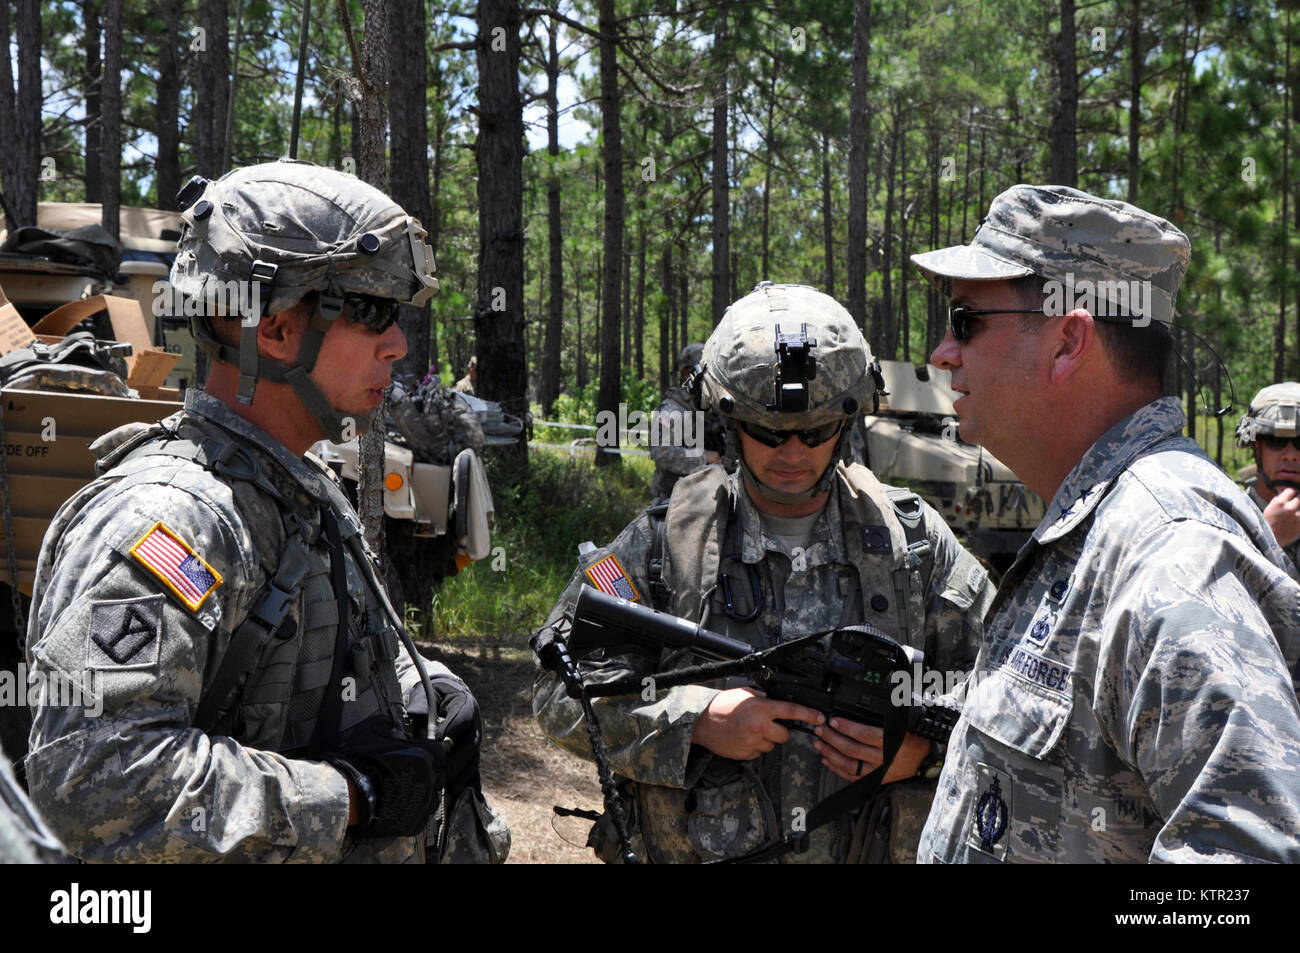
[431,447,654,647]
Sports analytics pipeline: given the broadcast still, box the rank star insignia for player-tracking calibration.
[128,522,223,612]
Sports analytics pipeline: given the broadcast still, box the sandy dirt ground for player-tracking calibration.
[424,643,602,864]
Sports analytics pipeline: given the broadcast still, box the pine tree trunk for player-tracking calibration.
[1048,0,1078,187]
[710,3,729,325]
[387,0,433,385]
[822,130,834,297]
[474,0,528,453]
[596,0,623,468]
[848,0,872,334]
[100,0,121,241]
[9,0,41,226]
[155,0,182,209]
[1126,0,1141,204]
[635,221,646,379]
[84,0,102,205]
[0,2,14,217]
[197,0,230,176]
[356,0,390,558]
[660,239,672,390]
[541,23,563,415]
[881,106,897,358]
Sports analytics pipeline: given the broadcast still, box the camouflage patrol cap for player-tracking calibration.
[1237,382,1300,446]
[911,184,1190,326]
[702,282,874,430]
[676,342,704,372]
[170,158,438,316]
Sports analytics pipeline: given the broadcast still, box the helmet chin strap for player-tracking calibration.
[1254,444,1300,496]
[729,420,852,506]
[193,291,368,445]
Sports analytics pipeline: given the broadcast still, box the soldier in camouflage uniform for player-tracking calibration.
[1237,383,1300,571]
[24,160,508,863]
[0,747,64,863]
[534,282,993,863]
[452,356,476,396]
[649,343,721,501]
[913,184,1300,863]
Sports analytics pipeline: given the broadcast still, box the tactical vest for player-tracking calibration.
[649,463,933,658]
[88,416,409,752]
[627,463,937,863]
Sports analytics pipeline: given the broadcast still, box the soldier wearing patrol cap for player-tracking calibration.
[913,184,1300,863]
[533,282,993,863]
[24,159,508,863]
[1237,383,1300,569]
[648,342,724,501]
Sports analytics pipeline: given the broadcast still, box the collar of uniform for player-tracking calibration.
[1035,396,1186,545]
[1247,480,1267,512]
[184,388,336,506]
[732,470,841,564]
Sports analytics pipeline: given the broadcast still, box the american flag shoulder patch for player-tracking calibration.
[584,553,641,603]
[128,521,223,612]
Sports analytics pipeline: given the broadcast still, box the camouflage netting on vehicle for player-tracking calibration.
[0,332,132,397]
[388,381,484,464]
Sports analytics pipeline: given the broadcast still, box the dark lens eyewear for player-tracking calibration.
[1259,434,1300,452]
[346,295,400,334]
[740,419,843,449]
[947,304,1049,343]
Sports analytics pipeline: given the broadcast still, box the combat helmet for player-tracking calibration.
[700,282,882,504]
[676,342,705,373]
[168,159,438,442]
[1238,383,1300,493]
[1237,383,1300,447]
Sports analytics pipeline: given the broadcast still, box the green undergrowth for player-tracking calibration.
[429,447,654,647]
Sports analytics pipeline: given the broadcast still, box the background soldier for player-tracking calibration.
[453,355,477,395]
[24,160,507,863]
[913,184,1300,863]
[649,342,723,501]
[534,282,993,863]
[1237,383,1300,570]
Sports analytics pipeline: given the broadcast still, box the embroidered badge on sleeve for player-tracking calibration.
[584,553,641,603]
[128,522,223,612]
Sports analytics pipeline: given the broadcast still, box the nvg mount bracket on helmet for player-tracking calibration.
[771,324,817,413]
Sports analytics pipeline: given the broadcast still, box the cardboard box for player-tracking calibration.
[28,294,178,387]
[0,283,37,356]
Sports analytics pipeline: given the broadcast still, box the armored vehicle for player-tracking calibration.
[856,360,1044,570]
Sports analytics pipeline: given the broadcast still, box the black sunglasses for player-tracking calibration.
[740,419,843,449]
[1259,434,1300,452]
[948,304,1049,342]
[345,294,401,334]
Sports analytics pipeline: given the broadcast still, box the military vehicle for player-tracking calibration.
[313,383,522,619]
[856,360,1045,570]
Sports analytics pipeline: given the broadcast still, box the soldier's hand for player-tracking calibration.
[814,719,930,784]
[1263,487,1300,547]
[692,687,823,760]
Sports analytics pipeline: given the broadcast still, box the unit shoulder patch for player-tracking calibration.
[128,521,223,612]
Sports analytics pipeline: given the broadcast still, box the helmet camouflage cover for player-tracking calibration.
[702,282,877,504]
[1238,382,1300,447]
[169,158,438,441]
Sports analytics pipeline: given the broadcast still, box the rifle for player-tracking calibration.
[534,585,960,864]
[567,586,959,744]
